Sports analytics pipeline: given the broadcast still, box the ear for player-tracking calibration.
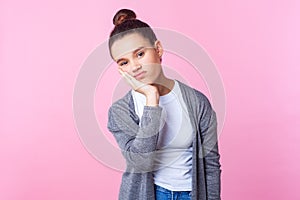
[154,40,163,58]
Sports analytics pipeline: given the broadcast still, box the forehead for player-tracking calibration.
[110,33,153,60]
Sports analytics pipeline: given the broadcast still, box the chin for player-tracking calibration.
[140,76,160,85]
[139,78,152,84]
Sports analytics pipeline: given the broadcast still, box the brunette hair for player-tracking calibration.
[108,9,158,57]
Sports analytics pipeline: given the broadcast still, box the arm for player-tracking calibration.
[107,103,162,173]
[199,96,221,200]
[107,69,161,173]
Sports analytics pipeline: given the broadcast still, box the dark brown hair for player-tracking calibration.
[108,9,158,57]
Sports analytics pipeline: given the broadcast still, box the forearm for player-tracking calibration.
[108,104,162,172]
[201,110,221,199]
[205,142,221,200]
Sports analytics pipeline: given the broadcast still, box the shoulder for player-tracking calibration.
[176,80,217,131]
[107,90,133,123]
[108,90,133,112]
[107,91,134,131]
[176,80,212,109]
[107,90,139,126]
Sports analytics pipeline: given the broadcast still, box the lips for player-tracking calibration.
[134,71,145,79]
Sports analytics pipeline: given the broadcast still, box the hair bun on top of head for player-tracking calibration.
[113,9,137,26]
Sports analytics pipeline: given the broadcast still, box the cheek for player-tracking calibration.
[117,65,123,72]
[118,65,130,73]
[143,52,160,63]
[150,55,160,63]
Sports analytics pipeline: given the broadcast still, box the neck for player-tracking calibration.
[152,73,175,96]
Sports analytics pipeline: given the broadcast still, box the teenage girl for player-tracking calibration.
[107,8,221,200]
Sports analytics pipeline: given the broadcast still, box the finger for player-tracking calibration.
[119,70,137,89]
[118,68,125,76]
[119,70,136,87]
[124,73,138,89]
[122,71,134,84]
[122,71,146,90]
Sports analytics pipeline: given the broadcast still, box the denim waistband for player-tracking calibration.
[154,184,191,194]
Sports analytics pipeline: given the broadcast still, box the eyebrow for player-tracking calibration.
[116,46,145,63]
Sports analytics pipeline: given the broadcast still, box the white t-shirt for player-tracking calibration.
[131,80,194,191]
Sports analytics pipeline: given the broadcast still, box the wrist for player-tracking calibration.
[145,91,159,106]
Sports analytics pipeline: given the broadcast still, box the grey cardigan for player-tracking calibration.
[107,80,221,200]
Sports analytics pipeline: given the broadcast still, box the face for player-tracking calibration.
[110,33,163,84]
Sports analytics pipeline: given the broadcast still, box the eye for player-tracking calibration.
[136,51,144,58]
[119,61,128,66]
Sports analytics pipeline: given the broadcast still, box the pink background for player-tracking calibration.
[1,0,300,199]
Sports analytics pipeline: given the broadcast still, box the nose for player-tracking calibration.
[132,61,142,72]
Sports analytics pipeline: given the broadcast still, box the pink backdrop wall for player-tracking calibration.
[1,0,300,199]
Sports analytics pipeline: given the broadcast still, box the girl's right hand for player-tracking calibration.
[118,69,159,106]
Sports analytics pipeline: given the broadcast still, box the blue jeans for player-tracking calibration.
[154,184,192,200]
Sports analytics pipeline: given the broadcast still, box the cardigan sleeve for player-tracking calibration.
[198,94,222,200]
[107,103,163,173]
